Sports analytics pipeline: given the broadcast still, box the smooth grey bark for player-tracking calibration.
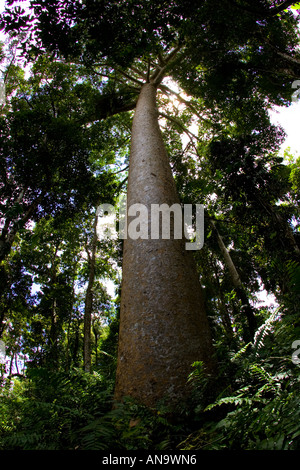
[209,220,242,289]
[114,83,216,407]
[209,219,257,340]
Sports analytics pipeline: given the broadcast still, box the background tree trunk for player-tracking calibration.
[209,219,257,340]
[83,214,98,372]
[114,83,216,407]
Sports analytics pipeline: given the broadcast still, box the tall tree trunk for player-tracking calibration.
[48,244,60,368]
[83,214,98,372]
[72,318,80,367]
[114,83,216,407]
[49,297,59,366]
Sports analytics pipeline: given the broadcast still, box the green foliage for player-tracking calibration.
[286,259,300,293]
[0,369,187,450]
[181,309,300,450]
[0,368,112,450]
[79,398,181,451]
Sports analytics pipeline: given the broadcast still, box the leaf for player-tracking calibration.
[129,418,141,428]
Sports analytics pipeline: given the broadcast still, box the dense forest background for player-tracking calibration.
[0,0,300,451]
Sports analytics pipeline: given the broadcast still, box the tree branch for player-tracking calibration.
[159,111,200,142]
[110,164,129,175]
[117,69,144,87]
[151,43,185,85]
[272,49,300,66]
[86,93,137,123]
[158,83,211,125]
[270,0,300,15]
[116,175,128,192]
[229,0,299,17]
[128,64,148,81]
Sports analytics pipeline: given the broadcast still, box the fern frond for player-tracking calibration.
[81,416,116,450]
[249,364,273,383]
[253,309,281,354]
[286,260,300,292]
[231,342,252,362]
